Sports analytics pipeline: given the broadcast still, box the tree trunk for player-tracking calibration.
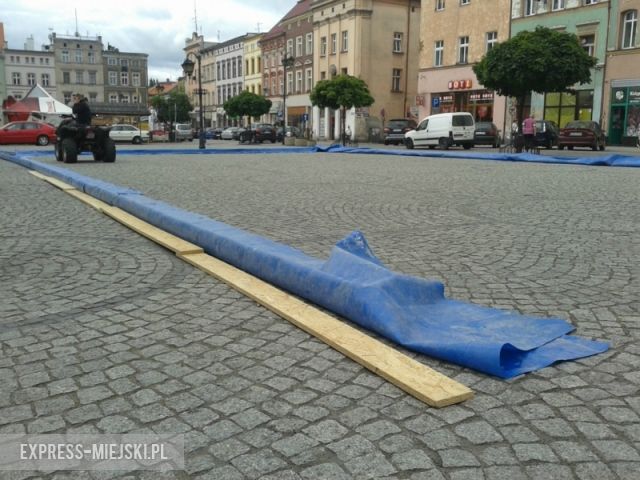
[341,106,346,146]
[515,95,526,153]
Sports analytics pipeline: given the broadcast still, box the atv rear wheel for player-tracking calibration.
[61,138,78,163]
[103,138,116,163]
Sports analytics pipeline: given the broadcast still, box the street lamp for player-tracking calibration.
[181,53,206,149]
[281,53,295,144]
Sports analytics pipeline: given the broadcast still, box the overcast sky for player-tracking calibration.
[3,0,297,81]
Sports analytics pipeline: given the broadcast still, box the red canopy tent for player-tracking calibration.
[2,84,72,123]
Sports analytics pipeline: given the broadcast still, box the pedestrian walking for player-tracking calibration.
[522,114,536,152]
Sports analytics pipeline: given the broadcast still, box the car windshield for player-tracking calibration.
[475,122,493,129]
[387,120,409,128]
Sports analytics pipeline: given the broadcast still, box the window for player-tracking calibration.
[486,31,497,52]
[132,72,141,86]
[552,0,565,10]
[305,68,313,92]
[88,71,97,85]
[393,32,403,53]
[88,51,95,64]
[458,36,469,64]
[331,33,337,54]
[306,33,313,55]
[320,36,327,56]
[75,49,82,63]
[341,31,348,52]
[584,0,598,4]
[296,36,303,57]
[61,50,69,63]
[109,94,118,103]
[120,95,130,104]
[27,73,36,86]
[580,34,595,56]
[436,0,445,11]
[296,70,303,93]
[76,71,83,84]
[63,72,70,84]
[525,0,536,16]
[41,73,50,86]
[108,57,117,66]
[12,72,21,85]
[435,40,444,66]
[460,0,470,4]
[121,72,129,86]
[622,11,637,49]
[287,39,294,56]
[120,59,128,67]
[392,68,401,92]
[109,71,118,85]
[287,71,293,94]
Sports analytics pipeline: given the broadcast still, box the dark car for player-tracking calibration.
[558,120,606,151]
[383,118,417,145]
[205,127,223,139]
[473,121,500,147]
[534,120,559,149]
[276,126,301,142]
[0,121,57,146]
[251,123,277,143]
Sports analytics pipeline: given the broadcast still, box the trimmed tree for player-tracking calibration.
[223,90,272,125]
[310,74,374,145]
[473,26,596,150]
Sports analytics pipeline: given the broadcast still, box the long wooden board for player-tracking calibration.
[179,252,474,407]
[29,170,75,190]
[102,206,203,255]
[29,170,473,407]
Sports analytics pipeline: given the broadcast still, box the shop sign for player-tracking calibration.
[469,91,494,102]
[440,94,454,103]
[448,79,472,90]
[629,88,640,104]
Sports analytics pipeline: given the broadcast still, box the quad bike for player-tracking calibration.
[55,115,116,163]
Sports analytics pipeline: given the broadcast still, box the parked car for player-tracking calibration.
[109,124,149,144]
[174,123,194,141]
[473,121,500,147]
[205,127,223,139]
[405,112,475,150]
[276,126,301,142]
[251,123,277,143]
[558,120,606,151]
[383,118,417,145]
[221,127,240,140]
[534,120,560,149]
[0,121,57,146]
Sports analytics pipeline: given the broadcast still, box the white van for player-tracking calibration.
[404,112,475,150]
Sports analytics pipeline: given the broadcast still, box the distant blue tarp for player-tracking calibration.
[1,151,610,378]
[11,145,640,167]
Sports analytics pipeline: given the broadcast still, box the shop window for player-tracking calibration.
[544,90,593,128]
[622,10,637,49]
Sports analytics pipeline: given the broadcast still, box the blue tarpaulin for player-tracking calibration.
[1,150,611,378]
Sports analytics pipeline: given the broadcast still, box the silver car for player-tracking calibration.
[174,123,194,141]
[109,124,149,144]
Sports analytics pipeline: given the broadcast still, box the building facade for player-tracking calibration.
[244,34,263,97]
[311,0,421,140]
[260,25,286,125]
[418,0,511,137]
[3,45,56,101]
[603,0,640,145]
[511,0,609,131]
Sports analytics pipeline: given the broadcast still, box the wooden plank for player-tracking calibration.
[29,170,75,190]
[65,190,112,212]
[102,206,204,255]
[179,252,474,408]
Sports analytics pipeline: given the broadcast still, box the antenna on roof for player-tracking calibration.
[256,22,262,33]
[193,1,198,35]
[74,9,79,37]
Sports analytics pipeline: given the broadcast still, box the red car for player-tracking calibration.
[558,121,606,151]
[0,121,57,146]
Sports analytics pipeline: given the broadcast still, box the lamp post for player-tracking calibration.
[181,53,206,149]
[281,53,295,144]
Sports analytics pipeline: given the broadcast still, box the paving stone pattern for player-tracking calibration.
[1,148,639,479]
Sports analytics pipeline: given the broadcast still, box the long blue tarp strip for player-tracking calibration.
[11,144,640,167]
[1,151,609,378]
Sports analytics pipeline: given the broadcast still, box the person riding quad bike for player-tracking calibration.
[55,94,116,163]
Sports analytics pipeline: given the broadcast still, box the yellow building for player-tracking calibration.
[244,34,263,96]
[311,0,421,140]
[418,0,511,136]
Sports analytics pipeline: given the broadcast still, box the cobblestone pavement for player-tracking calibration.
[1,146,639,479]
